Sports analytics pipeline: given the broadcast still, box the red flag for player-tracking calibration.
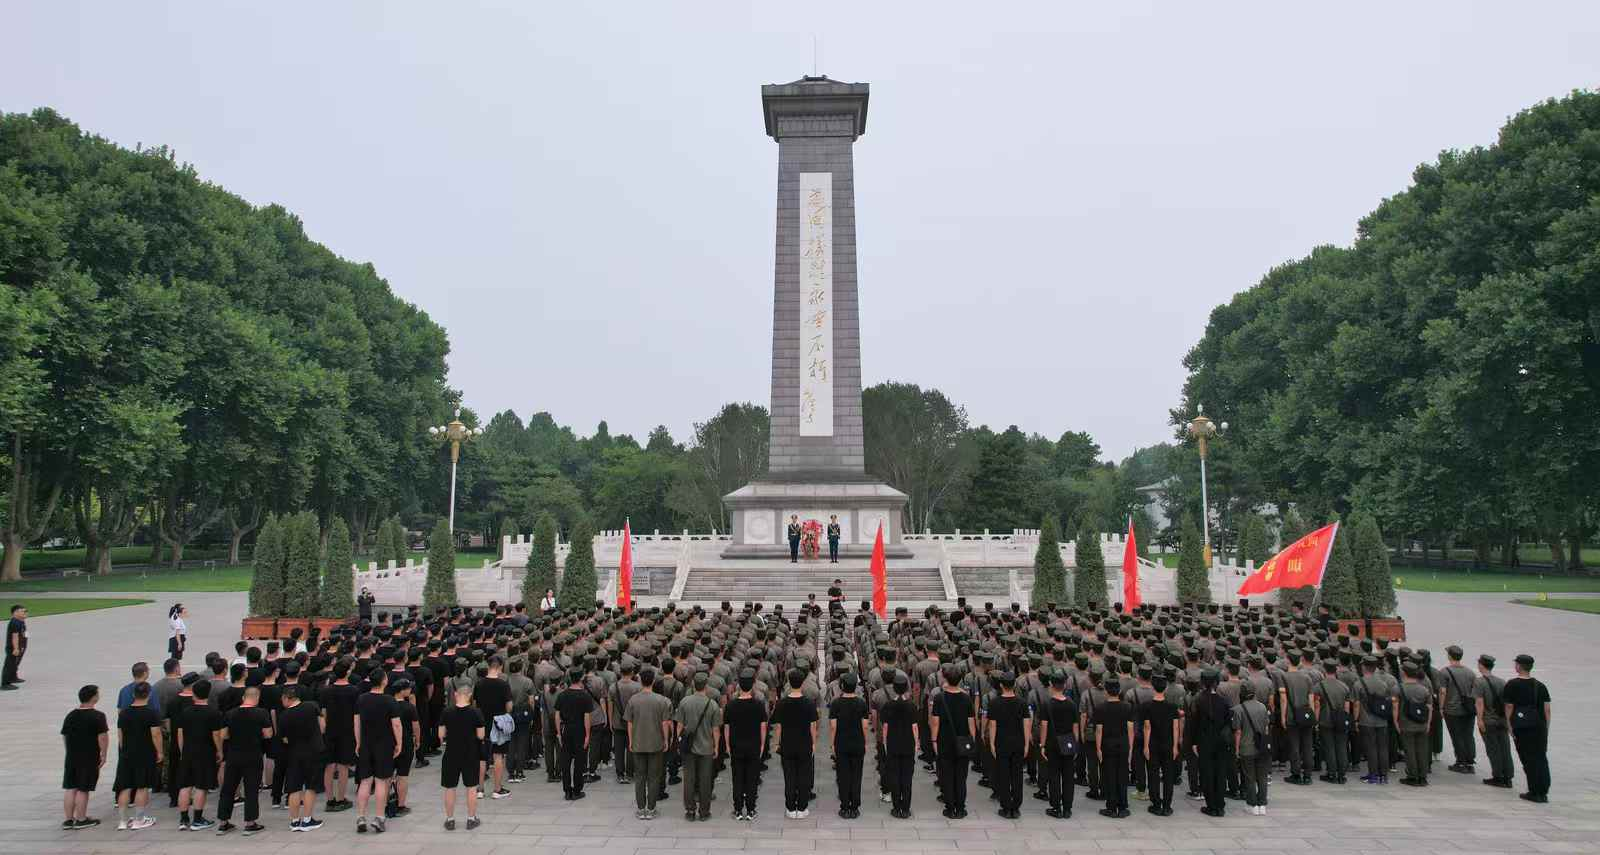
[1237,522,1340,597]
[1122,517,1141,610]
[870,521,887,619]
[617,519,633,613]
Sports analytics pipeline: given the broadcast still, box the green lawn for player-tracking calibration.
[1391,566,1600,593]
[9,545,229,573]
[4,597,154,617]
[1513,597,1600,615]
[0,550,499,593]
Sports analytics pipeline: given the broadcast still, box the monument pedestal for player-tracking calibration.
[722,478,912,559]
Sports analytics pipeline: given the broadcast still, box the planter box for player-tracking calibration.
[1336,617,1408,642]
[240,617,276,640]
[274,618,311,640]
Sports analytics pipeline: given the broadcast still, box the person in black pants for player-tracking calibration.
[1040,670,1077,818]
[986,672,1030,818]
[217,687,273,835]
[2,604,26,690]
[723,671,768,820]
[826,516,841,563]
[880,675,918,818]
[1141,676,1181,816]
[1189,670,1233,817]
[931,666,974,819]
[1503,654,1551,803]
[1095,679,1132,818]
[787,516,802,563]
[829,673,869,818]
[774,668,818,817]
[553,670,594,800]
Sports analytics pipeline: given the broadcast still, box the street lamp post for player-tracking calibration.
[428,408,480,535]
[1186,405,1227,567]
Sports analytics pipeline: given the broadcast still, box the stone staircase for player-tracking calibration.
[678,557,948,605]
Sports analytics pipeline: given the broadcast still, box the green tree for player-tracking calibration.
[1072,524,1106,608]
[1175,513,1212,605]
[320,516,355,619]
[1237,513,1270,565]
[248,513,287,617]
[1318,516,1360,619]
[863,382,974,533]
[522,512,559,608]
[1350,511,1397,617]
[965,426,1037,531]
[281,511,322,618]
[1030,517,1066,609]
[1131,507,1154,560]
[558,517,597,611]
[422,518,456,613]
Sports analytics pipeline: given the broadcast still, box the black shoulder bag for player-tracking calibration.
[679,697,709,758]
[1052,698,1079,757]
[1319,682,1350,731]
[1402,684,1430,725]
[940,691,975,758]
[1510,679,1543,733]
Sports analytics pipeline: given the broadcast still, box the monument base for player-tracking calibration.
[722,479,913,559]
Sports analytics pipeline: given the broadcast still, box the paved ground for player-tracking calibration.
[0,589,1595,854]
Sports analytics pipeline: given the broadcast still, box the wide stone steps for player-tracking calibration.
[680,560,946,602]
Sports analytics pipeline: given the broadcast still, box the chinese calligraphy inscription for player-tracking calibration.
[798,171,833,436]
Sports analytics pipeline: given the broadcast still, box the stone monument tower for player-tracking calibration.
[722,76,911,559]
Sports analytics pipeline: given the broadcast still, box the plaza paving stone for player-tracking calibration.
[0,588,1594,854]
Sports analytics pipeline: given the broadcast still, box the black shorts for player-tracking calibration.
[393,749,413,778]
[112,757,158,793]
[324,733,356,766]
[168,636,185,658]
[63,758,99,792]
[440,756,481,789]
[283,754,325,794]
[179,752,217,791]
[355,744,396,781]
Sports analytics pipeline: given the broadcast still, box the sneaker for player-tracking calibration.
[242,822,264,836]
[356,817,368,833]
[178,820,191,831]
[786,810,798,819]
[130,816,156,831]
[1132,789,1149,801]
[215,821,236,835]
[300,817,323,832]
[372,817,386,834]
[797,808,809,819]
[1259,805,1268,816]
[746,810,758,821]
[466,816,481,830]
[491,788,511,799]
[271,799,285,810]
[475,789,485,800]
[75,818,102,830]
[881,792,892,803]
[444,818,456,831]
[62,819,78,831]
[636,809,648,820]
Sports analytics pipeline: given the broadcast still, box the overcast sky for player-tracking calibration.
[7,2,1598,459]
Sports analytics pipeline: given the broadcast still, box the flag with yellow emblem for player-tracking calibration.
[1236,522,1339,596]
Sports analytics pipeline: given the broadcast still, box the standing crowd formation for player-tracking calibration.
[47,594,1554,836]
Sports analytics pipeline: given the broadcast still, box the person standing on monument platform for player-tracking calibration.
[827,516,842,564]
[788,516,803,564]
[1502,653,1551,803]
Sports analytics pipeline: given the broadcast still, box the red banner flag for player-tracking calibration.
[1237,522,1340,597]
[617,519,633,613]
[1122,517,1141,610]
[870,521,887,619]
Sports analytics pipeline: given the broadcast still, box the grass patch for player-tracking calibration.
[1512,597,1600,615]
[1391,566,1600,593]
[8,545,228,573]
[4,597,154,617]
[0,550,499,592]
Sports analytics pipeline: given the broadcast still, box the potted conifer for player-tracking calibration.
[241,514,285,639]
[1349,511,1405,641]
[275,510,320,639]
[314,517,356,633]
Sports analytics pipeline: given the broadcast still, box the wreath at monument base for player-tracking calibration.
[801,519,823,560]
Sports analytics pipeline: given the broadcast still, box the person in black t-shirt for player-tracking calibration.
[553,670,595,798]
[879,674,919,818]
[723,670,768,820]
[217,686,273,835]
[318,661,360,812]
[1095,678,1134,818]
[353,670,401,833]
[439,683,486,829]
[1040,670,1078,819]
[829,673,870,818]
[472,657,513,799]
[930,665,975,818]
[1140,676,1183,816]
[773,668,818,817]
[176,679,222,831]
[113,681,163,830]
[386,680,418,819]
[1503,654,1552,802]
[277,684,326,831]
[985,672,1031,818]
[60,684,108,830]
[2,604,26,689]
